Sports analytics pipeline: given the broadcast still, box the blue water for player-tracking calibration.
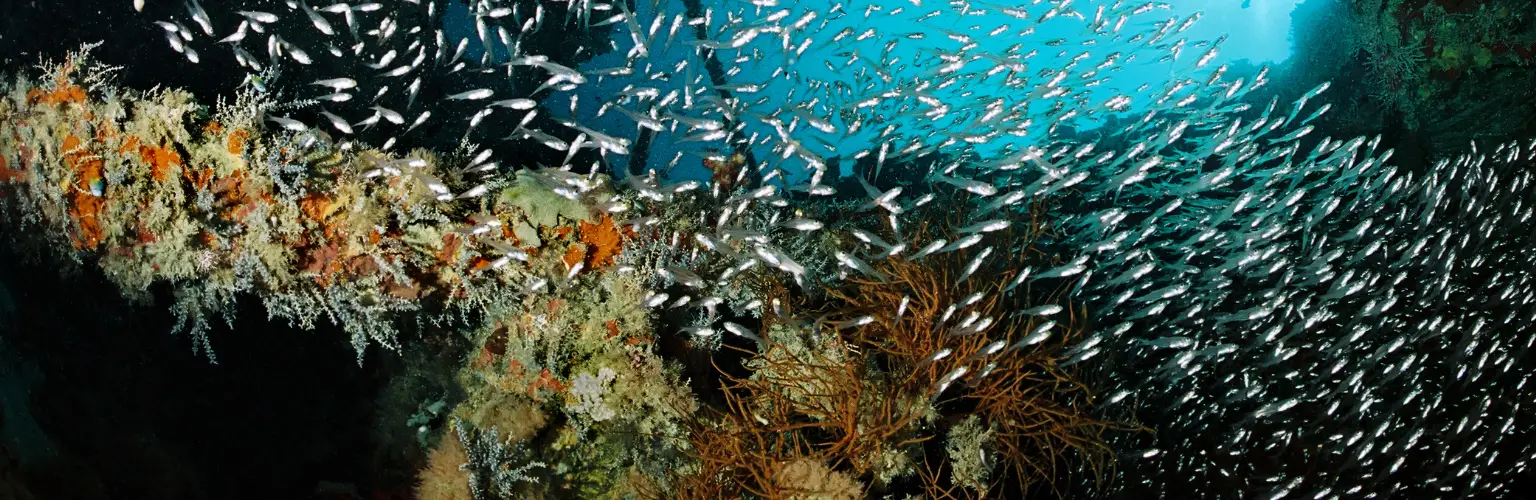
[453,0,1310,184]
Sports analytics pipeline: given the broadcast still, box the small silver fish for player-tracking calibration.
[958,219,1010,234]
[920,348,954,365]
[722,322,764,343]
[406,111,432,133]
[266,114,308,131]
[493,98,538,110]
[1020,304,1063,316]
[300,0,335,36]
[448,88,495,100]
[1137,336,1195,349]
[834,251,887,279]
[318,109,353,134]
[660,265,706,288]
[238,10,280,24]
[312,77,359,91]
[371,106,405,125]
[187,0,212,34]
[1011,321,1056,349]
[936,234,984,254]
[641,291,670,308]
[1034,261,1087,280]
[779,218,824,231]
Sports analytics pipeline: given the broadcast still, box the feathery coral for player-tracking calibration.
[416,432,474,500]
[773,459,864,500]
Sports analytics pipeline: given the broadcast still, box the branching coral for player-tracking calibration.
[671,333,925,498]
[669,196,1137,498]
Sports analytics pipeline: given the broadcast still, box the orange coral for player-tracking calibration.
[92,120,118,145]
[299,193,332,222]
[133,218,157,245]
[704,152,747,193]
[116,135,139,156]
[385,279,421,300]
[62,135,105,249]
[26,58,86,106]
[68,194,106,249]
[302,244,344,285]
[548,225,574,240]
[26,83,85,107]
[136,140,182,182]
[299,193,347,240]
[226,129,249,156]
[473,325,510,369]
[7,143,37,186]
[62,135,99,179]
[562,244,586,270]
[344,254,379,276]
[209,170,255,221]
[0,152,22,183]
[438,233,462,264]
[183,167,215,191]
[529,368,566,398]
[578,214,624,269]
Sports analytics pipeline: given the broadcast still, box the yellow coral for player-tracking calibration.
[416,432,474,500]
[773,459,863,500]
[460,392,548,445]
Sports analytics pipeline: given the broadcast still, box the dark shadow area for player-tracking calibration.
[0,246,414,500]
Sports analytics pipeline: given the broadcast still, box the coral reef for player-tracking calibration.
[442,264,698,498]
[1285,0,1536,153]
[665,194,1134,498]
[0,46,634,364]
[0,47,1132,499]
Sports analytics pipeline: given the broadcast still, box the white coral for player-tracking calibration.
[566,366,618,422]
[945,415,996,492]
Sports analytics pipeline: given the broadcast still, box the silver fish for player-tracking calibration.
[238,10,279,24]
[448,88,494,100]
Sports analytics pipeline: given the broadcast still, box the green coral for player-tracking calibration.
[497,170,600,247]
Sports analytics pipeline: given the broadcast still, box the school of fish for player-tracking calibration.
[141,0,1536,497]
